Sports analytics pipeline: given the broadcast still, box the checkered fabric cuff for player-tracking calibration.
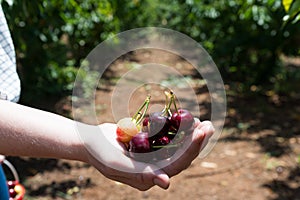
[0,91,7,100]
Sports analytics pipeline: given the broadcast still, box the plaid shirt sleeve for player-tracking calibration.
[0,5,21,102]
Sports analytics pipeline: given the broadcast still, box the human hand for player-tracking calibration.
[161,119,215,176]
[82,123,169,190]
[81,118,214,191]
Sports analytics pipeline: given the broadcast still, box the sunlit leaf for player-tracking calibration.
[282,0,300,23]
[288,0,300,17]
[282,0,293,12]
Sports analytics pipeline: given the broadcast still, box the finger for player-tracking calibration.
[130,163,170,190]
[134,169,170,190]
[106,173,155,191]
[162,128,205,177]
[89,149,170,190]
[199,123,215,150]
[132,165,170,190]
[193,118,201,127]
[197,120,213,129]
[106,163,170,190]
[94,123,170,190]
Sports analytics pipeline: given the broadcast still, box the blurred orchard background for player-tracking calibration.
[1,0,300,199]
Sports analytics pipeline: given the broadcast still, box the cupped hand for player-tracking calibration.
[161,119,215,176]
[84,123,169,191]
[81,118,214,191]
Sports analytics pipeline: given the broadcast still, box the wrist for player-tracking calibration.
[69,122,94,163]
[69,139,89,163]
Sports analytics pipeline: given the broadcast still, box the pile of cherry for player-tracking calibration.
[116,91,194,161]
[7,180,25,200]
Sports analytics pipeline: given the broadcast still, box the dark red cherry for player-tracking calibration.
[151,136,175,159]
[142,117,149,127]
[9,188,17,198]
[171,109,194,131]
[7,181,17,189]
[129,132,150,153]
[160,136,170,145]
[151,136,170,149]
[142,117,149,132]
[149,112,170,137]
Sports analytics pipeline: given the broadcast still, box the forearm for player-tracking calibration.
[0,100,88,162]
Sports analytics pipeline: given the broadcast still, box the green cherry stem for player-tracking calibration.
[136,96,150,124]
[152,144,181,149]
[132,95,151,125]
[162,91,169,114]
[162,91,173,116]
[170,91,179,114]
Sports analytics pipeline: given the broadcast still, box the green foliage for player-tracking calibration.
[111,0,300,90]
[176,0,298,88]
[2,0,119,98]
[282,0,300,23]
[1,0,299,98]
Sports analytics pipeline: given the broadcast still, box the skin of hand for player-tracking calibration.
[0,100,215,191]
[85,119,214,190]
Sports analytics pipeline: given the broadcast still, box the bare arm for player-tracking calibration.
[0,100,215,191]
[0,100,87,161]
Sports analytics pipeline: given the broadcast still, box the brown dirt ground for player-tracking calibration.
[4,49,300,200]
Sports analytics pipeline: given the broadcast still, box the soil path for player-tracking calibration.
[6,49,300,200]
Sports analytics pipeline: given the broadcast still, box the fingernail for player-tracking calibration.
[196,129,204,137]
[153,178,169,189]
[205,126,215,137]
[194,129,205,142]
